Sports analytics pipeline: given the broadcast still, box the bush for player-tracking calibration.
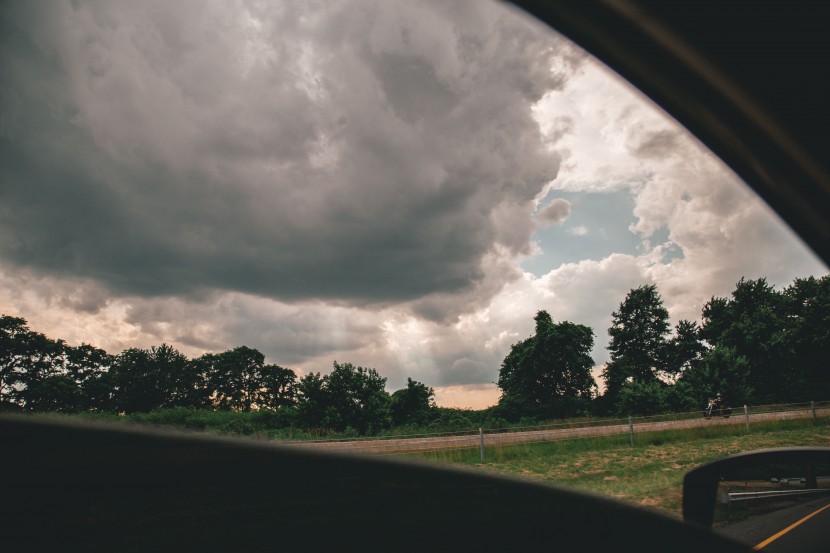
[615,381,670,416]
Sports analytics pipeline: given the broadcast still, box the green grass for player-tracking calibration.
[400,418,830,517]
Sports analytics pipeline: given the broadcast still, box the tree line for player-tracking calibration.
[0,319,434,433]
[1,275,827,433]
[497,276,829,419]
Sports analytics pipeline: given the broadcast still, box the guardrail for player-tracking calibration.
[727,489,830,502]
[279,400,830,456]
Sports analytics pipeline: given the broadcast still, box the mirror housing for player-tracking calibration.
[683,447,830,528]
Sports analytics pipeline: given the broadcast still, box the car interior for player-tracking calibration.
[2,1,828,551]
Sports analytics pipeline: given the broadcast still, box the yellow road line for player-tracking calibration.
[753,501,830,550]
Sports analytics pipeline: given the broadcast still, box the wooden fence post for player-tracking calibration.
[479,428,484,461]
[812,400,817,423]
[744,404,749,433]
[628,415,634,446]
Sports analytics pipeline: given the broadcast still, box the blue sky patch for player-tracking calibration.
[522,190,643,276]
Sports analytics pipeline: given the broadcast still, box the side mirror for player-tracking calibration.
[683,447,830,539]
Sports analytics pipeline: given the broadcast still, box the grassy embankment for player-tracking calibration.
[400,418,830,517]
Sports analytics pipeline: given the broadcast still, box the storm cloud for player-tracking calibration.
[0,0,574,310]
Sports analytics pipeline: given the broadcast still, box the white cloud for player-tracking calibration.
[531,53,826,322]
[567,225,589,236]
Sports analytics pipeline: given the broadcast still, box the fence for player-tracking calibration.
[280,400,830,457]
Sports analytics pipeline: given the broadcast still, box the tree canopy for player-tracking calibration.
[390,378,435,426]
[601,284,671,414]
[602,276,830,414]
[296,361,392,434]
[497,311,596,420]
[694,276,830,404]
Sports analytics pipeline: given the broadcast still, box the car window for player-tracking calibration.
[1,0,827,497]
[3,3,830,553]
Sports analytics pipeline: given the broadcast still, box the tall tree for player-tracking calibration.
[22,342,114,413]
[497,311,596,420]
[606,285,671,382]
[602,285,671,414]
[0,316,69,411]
[13,336,70,412]
[390,378,435,426]
[665,320,705,377]
[296,361,391,434]
[258,364,297,410]
[2,317,116,413]
[780,276,830,400]
[676,346,753,408]
[0,316,41,408]
[109,344,190,413]
[57,345,118,413]
[699,278,787,403]
[294,371,327,429]
[202,347,296,412]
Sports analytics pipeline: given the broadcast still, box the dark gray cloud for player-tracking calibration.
[537,198,571,226]
[631,129,681,159]
[0,0,574,316]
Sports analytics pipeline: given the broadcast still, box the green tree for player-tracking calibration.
[666,320,705,378]
[296,361,391,434]
[208,346,265,411]
[66,344,114,411]
[615,380,670,416]
[0,316,45,408]
[171,356,214,410]
[780,276,830,400]
[109,344,190,413]
[600,284,690,414]
[700,278,787,403]
[258,364,297,410]
[207,346,294,411]
[109,347,159,413]
[294,371,327,429]
[4,325,67,411]
[21,342,115,413]
[390,378,435,426]
[497,311,596,420]
[1,317,115,412]
[676,346,753,408]
[601,285,671,413]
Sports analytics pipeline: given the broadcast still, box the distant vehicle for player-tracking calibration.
[704,395,732,419]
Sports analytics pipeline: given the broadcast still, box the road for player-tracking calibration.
[716,496,830,552]
[285,406,829,455]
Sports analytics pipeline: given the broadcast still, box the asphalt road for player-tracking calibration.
[716,496,830,552]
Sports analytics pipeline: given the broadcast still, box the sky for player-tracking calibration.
[1,0,826,409]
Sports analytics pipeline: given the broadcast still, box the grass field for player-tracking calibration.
[400,418,830,517]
